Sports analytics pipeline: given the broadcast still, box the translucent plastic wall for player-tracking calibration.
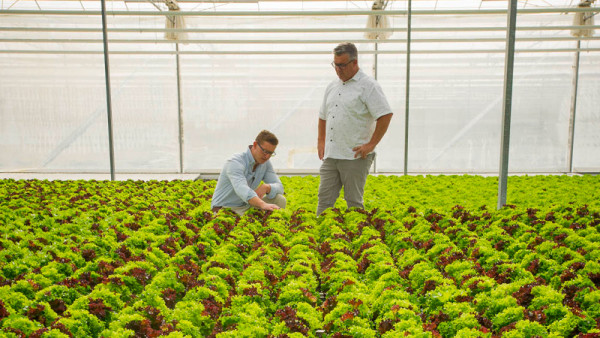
[1,4,598,174]
[574,52,600,172]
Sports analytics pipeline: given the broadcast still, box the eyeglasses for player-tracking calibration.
[331,60,354,69]
[257,142,276,156]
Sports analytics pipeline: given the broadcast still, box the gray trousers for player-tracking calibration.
[317,153,374,215]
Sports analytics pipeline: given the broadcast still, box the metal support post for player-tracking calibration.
[567,40,580,173]
[403,0,412,175]
[176,43,184,173]
[497,0,518,209]
[101,0,116,181]
[373,42,378,173]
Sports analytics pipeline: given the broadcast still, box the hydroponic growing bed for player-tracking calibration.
[1,175,599,337]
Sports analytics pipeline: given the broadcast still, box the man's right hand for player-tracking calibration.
[318,119,326,160]
[318,139,325,160]
[262,203,281,211]
[248,196,280,211]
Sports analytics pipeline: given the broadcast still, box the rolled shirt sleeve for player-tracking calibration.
[225,159,258,203]
[319,82,335,121]
[362,81,393,120]
[263,161,284,199]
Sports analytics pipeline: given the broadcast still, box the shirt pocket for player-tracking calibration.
[346,95,369,117]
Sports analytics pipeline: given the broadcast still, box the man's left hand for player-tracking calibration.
[353,143,375,159]
[255,184,271,198]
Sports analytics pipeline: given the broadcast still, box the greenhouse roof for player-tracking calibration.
[0,0,592,12]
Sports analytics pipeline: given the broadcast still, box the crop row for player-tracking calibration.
[0,178,599,337]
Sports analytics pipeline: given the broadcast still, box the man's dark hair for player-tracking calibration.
[256,130,279,146]
[333,42,358,61]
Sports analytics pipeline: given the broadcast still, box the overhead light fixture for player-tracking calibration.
[165,0,188,41]
[365,0,391,40]
[571,0,596,37]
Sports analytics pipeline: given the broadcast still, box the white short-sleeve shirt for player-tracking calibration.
[319,69,392,160]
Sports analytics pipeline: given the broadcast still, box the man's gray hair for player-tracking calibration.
[333,42,358,61]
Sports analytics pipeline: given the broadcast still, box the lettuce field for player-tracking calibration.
[1,175,600,337]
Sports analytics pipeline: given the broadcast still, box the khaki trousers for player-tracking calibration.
[215,194,287,216]
[317,153,374,215]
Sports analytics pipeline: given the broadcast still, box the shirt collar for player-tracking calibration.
[245,145,255,167]
[341,68,365,84]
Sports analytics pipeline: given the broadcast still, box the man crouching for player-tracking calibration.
[211,130,286,215]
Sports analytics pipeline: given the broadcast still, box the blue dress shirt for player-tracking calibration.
[211,146,284,208]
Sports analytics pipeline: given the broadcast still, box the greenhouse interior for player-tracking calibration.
[1,0,599,178]
[1,0,600,337]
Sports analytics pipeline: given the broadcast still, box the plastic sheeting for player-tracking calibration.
[1,4,598,174]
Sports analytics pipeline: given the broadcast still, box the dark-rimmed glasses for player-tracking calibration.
[331,60,354,69]
[257,143,276,156]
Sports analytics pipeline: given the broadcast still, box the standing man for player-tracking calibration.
[317,42,393,215]
[211,130,286,215]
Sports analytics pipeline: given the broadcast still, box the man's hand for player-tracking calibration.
[255,183,271,198]
[261,203,281,211]
[352,114,393,159]
[318,119,326,160]
[248,195,279,211]
[353,143,375,159]
[318,139,325,160]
